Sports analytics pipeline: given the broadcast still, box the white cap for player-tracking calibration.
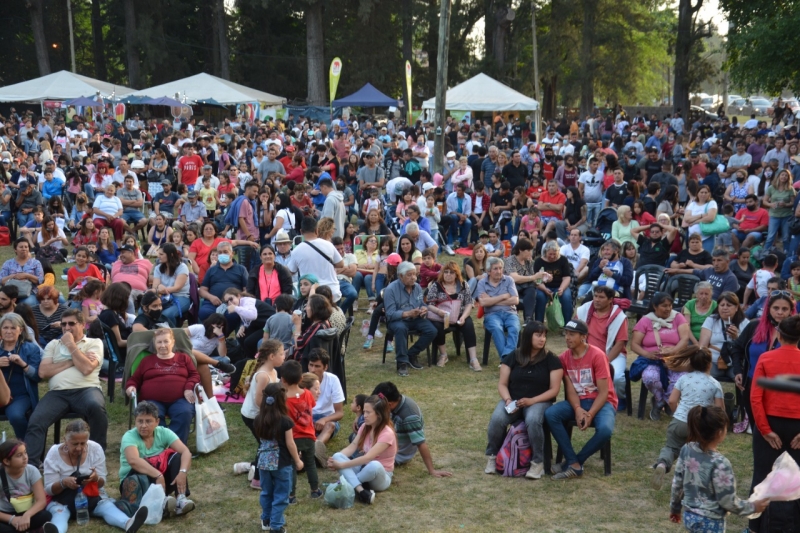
[422,182,435,191]
[133,144,142,150]
[446,151,456,158]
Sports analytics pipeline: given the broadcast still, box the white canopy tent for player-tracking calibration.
[421,73,538,111]
[0,70,135,102]
[136,73,286,106]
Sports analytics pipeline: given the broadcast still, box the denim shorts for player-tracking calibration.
[313,412,340,437]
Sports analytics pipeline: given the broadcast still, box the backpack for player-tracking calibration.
[495,420,532,477]
[229,358,258,399]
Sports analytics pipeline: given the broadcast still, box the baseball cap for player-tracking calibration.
[187,190,198,198]
[274,231,292,244]
[563,319,589,335]
[133,145,142,150]
[478,230,488,237]
[422,182,434,192]
[202,164,212,170]
[285,145,295,152]
[385,253,402,266]
[768,132,776,137]
[689,150,699,157]
[363,152,375,158]
[17,180,28,188]
[119,244,136,253]
[46,159,55,165]
[161,179,172,186]
[1,159,9,164]
[446,151,456,159]
[501,138,509,143]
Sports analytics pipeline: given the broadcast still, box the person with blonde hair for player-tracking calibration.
[611,205,639,249]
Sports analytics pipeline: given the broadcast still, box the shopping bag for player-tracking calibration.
[139,483,165,525]
[324,475,355,509]
[750,451,800,502]
[545,294,565,333]
[194,384,229,453]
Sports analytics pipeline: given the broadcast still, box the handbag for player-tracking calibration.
[428,296,462,323]
[0,469,33,513]
[194,384,229,453]
[4,279,32,298]
[699,203,730,236]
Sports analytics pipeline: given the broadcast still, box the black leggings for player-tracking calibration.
[241,320,267,359]
[368,302,384,337]
[750,415,800,532]
[121,452,191,499]
[432,317,477,349]
[0,510,52,532]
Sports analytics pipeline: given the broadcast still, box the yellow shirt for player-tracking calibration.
[43,336,103,390]
[198,187,217,210]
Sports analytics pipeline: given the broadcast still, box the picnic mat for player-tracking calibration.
[214,382,245,404]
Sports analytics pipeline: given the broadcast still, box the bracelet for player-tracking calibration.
[60,479,65,489]
[155,473,163,479]
[9,517,14,526]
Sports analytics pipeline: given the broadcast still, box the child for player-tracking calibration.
[520,206,542,250]
[282,360,321,503]
[96,227,119,268]
[0,439,58,533]
[395,189,413,226]
[714,204,737,253]
[363,253,401,350]
[77,279,105,324]
[669,405,768,530]
[344,223,357,254]
[526,176,544,203]
[300,372,320,400]
[651,346,724,489]
[424,195,441,245]
[419,247,441,288]
[348,394,367,443]
[789,260,800,298]
[744,254,778,308]
[371,236,396,303]
[254,382,303,533]
[263,294,296,355]
[67,246,104,293]
[235,339,286,490]
[123,233,144,260]
[199,175,219,218]
[362,187,383,218]
[291,183,315,218]
[20,206,44,246]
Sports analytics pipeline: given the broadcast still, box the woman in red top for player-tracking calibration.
[124,328,200,444]
[749,314,800,533]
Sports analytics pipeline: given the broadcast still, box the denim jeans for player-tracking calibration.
[0,396,32,440]
[162,295,191,327]
[484,312,520,358]
[486,400,551,464]
[534,289,573,324]
[447,214,473,247]
[386,317,437,365]
[517,286,537,322]
[16,211,34,227]
[332,452,393,492]
[84,183,96,202]
[586,202,603,228]
[338,280,357,314]
[375,273,387,297]
[352,272,375,301]
[47,498,132,532]
[544,398,616,467]
[765,215,791,250]
[149,398,195,445]
[260,465,293,529]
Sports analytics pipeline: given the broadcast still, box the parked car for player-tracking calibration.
[699,95,719,111]
[727,97,770,117]
[690,106,719,123]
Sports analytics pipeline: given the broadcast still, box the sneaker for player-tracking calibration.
[652,462,667,490]
[397,363,409,377]
[233,462,251,475]
[250,478,261,490]
[436,354,448,367]
[363,337,373,349]
[551,466,583,480]
[261,519,270,531]
[125,506,148,533]
[469,358,482,372]
[315,441,328,467]
[525,462,544,480]
[374,329,383,338]
[616,398,627,412]
[387,341,394,352]
[408,358,423,370]
[649,397,662,422]
[288,496,297,505]
[357,488,375,504]
[550,462,567,475]
[247,464,256,481]
[43,524,58,533]
[162,495,177,518]
[310,489,323,499]
[353,301,358,312]
[484,455,497,474]
[444,244,456,255]
[269,528,286,533]
[176,495,195,516]
[217,361,236,374]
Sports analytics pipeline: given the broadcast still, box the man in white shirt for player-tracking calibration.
[308,349,345,466]
[560,229,591,283]
[112,159,139,187]
[287,217,344,302]
[578,157,605,228]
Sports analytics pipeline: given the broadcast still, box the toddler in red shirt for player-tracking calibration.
[282,360,321,501]
[419,248,442,288]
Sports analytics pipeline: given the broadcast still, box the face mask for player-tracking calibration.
[148,309,162,321]
[218,254,231,265]
[737,176,745,182]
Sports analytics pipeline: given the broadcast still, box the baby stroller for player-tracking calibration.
[594,208,618,240]
[582,229,606,266]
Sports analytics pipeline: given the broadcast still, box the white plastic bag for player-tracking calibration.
[324,475,355,509]
[194,384,229,453]
[140,483,165,525]
[750,451,800,502]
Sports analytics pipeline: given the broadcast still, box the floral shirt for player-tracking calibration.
[670,441,757,520]
[426,280,473,309]
[503,254,535,278]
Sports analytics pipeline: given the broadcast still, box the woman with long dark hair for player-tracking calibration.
[264,193,302,243]
[153,243,191,327]
[699,291,747,381]
[396,234,422,269]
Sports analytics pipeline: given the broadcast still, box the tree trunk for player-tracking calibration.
[493,6,513,69]
[579,0,597,118]
[544,76,558,122]
[401,0,414,114]
[90,0,107,80]
[305,1,326,105]
[123,0,140,88]
[216,0,230,80]
[27,0,51,76]
[484,0,494,60]
[672,0,695,116]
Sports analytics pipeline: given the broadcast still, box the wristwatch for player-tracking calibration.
[179,469,188,474]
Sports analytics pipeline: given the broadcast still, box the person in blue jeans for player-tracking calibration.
[532,241,573,325]
[476,257,521,360]
[0,313,39,440]
[445,183,473,249]
[545,318,617,480]
[256,382,303,533]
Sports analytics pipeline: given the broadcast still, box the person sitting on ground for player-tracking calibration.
[484,321,562,480]
[124,328,200,445]
[44,420,148,533]
[117,401,195,520]
[151,244,191,327]
[307,348,345,469]
[0,439,58,533]
[544,319,617,480]
[25,309,106,468]
[223,288,272,360]
[262,295,296,355]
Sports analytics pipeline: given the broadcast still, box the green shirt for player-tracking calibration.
[119,426,179,479]
[766,185,796,218]
[684,299,717,340]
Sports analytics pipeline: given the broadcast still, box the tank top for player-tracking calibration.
[241,370,276,419]
[152,227,169,248]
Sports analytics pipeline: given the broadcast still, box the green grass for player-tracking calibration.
[7,248,757,533]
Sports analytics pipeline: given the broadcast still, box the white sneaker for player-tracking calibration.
[374,329,383,338]
[162,496,177,518]
[176,495,195,516]
[444,244,456,255]
[353,301,358,312]
[485,455,497,474]
[525,462,544,480]
[247,464,256,481]
[233,462,251,475]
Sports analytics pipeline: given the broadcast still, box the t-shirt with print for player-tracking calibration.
[0,465,41,514]
[578,170,604,203]
[558,344,618,409]
[178,155,203,186]
[312,371,344,418]
[154,191,181,216]
[358,424,397,473]
[264,416,296,469]
[116,187,143,214]
[746,268,776,299]
[502,351,562,401]
[672,371,723,422]
[560,244,590,273]
[287,388,316,441]
[119,426,179,479]
[636,235,671,268]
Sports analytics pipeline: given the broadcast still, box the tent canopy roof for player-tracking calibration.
[135,73,286,106]
[332,83,399,108]
[0,71,135,102]
[421,73,538,112]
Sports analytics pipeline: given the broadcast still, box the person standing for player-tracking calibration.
[578,158,605,228]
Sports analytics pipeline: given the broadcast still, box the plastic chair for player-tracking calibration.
[663,274,701,312]
[627,265,667,318]
[481,330,494,366]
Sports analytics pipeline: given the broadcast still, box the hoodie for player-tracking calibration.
[321,189,346,239]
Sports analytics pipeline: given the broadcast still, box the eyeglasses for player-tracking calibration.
[443,270,455,274]
[61,321,78,327]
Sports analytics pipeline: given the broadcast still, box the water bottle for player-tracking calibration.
[75,487,89,526]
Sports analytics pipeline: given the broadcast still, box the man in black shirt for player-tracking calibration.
[470,146,486,179]
[648,159,678,204]
[631,223,678,268]
[638,147,663,184]
[604,168,628,207]
[491,181,514,239]
[502,150,529,190]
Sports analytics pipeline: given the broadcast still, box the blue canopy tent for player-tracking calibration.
[332,83,399,108]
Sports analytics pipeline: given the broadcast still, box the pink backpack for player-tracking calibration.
[495,421,532,477]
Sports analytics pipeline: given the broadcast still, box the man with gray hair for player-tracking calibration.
[667,248,738,299]
[403,222,438,256]
[384,261,438,377]
[476,256,520,361]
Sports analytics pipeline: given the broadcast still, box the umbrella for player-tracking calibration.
[142,96,187,107]
[195,98,225,107]
[119,95,151,105]
[64,97,104,108]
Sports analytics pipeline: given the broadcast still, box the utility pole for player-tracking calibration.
[66,0,76,73]
[531,1,541,136]
[433,0,451,174]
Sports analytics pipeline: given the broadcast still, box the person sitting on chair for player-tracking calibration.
[0,313,36,440]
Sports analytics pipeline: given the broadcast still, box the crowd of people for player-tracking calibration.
[0,103,798,531]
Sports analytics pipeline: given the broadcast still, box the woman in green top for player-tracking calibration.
[117,402,196,520]
[763,169,796,250]
[682,281,717,345]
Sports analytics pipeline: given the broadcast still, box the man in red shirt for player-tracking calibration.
[177,143,203,191]
[733,194,769,248]
[544,319,617,480]
[538,179,566,228]
[688,150,708,181]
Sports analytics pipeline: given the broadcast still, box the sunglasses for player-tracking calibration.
[770,290,794,299]
[61,321,78,327]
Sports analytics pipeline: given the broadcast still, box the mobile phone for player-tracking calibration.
[504,400,518,414]
[74,475,90,484]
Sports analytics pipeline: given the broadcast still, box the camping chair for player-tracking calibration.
[98,322,124,403]
[594,208,618,239]
[187,273,200,326]
[662,274,701,312]
[627,265,667,318]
